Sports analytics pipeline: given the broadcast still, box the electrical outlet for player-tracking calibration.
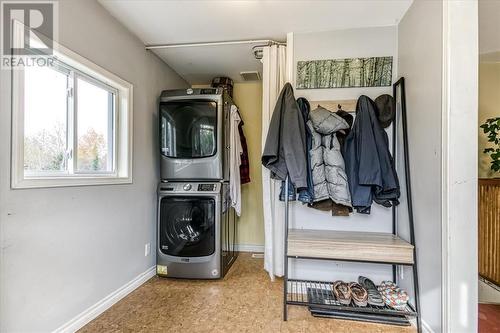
[144,243,151,257]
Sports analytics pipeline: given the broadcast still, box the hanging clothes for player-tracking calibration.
[238,118,250,184]
[343,95,400,214]
[335,109,354,151]
[262,83,308,189]
[276,97,314,204]
[307,106,352,212]
[296,98,314,203]
[229,105,243,216]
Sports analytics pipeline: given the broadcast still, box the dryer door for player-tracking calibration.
[160,100,217,159]
[159,196,215,257]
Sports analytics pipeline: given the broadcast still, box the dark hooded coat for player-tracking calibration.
[343,95,400,214]
[262,83,308,189]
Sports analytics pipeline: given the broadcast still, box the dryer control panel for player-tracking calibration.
[158,182,220,194]
[198,184,216,192]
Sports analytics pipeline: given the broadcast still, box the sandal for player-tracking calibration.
[358,276,384,307]
[349,282,368,307]
[333,280,351,305]
[378,281,410,310]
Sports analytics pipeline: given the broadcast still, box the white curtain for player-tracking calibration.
[261,45,288,280]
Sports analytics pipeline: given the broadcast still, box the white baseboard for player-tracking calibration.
[53,266,156,333]
[235,244,264,253]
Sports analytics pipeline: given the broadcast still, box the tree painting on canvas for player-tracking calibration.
[296,57,393,89]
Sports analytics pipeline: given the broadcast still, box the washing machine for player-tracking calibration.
[156,181,237,279]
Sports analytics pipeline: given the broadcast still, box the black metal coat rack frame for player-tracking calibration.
[282,77,421,332]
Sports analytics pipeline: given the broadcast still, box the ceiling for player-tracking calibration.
[99,0,413,84]
[150,43,267,85]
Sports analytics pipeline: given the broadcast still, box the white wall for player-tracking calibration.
[0,1,188,331]
[397,1,443,332]
[289,27,397,283]
[442,2,478,332]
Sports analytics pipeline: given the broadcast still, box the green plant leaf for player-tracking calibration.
[481,117,500,172]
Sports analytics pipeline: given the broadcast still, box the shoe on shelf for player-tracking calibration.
[358,276,385,307]
[349,282,368,307]
[377,281,410,310]
[332,280,351,306]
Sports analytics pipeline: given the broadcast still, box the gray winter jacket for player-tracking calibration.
[308,106,352,208]
[262,83,308,188]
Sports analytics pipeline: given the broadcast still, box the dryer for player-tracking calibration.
[159,88,233,181]
[156,181,237,279]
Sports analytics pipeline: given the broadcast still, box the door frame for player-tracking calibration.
[441,1,479,332]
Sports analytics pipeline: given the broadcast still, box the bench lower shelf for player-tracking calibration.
[286,279,417,318]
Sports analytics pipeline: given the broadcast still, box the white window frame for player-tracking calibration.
[11,21,133,189]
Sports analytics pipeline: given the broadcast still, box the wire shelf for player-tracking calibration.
[286,279,417,317]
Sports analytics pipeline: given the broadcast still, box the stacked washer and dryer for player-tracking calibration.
[156,88,238,279]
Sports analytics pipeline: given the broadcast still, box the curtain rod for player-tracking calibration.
[145,39,286,50]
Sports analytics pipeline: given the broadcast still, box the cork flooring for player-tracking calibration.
[79,253,416,333]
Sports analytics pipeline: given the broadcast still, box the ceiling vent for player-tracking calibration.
[240,71,261,81]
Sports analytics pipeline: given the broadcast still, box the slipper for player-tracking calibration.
[378,281,409,310]
[358,276,385,307]
[349,282,368,307]
[333,280,351,305]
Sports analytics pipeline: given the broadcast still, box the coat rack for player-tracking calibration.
[309,99,357,113]
[283,81,421,332]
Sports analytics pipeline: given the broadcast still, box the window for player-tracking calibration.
[12,26,133,188]
[23,63,69,175]
[75,76,115,173]
[22,64,116,176]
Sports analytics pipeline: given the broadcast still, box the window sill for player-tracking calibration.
[11,176,132,189]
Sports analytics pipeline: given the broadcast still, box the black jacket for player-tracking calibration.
[297,97,314,199]
[262,83,308,188]
[343,95,400,214]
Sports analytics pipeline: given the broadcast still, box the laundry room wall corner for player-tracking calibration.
[232,82,265,249]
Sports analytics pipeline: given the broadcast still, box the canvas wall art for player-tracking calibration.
[296,56,393,89]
